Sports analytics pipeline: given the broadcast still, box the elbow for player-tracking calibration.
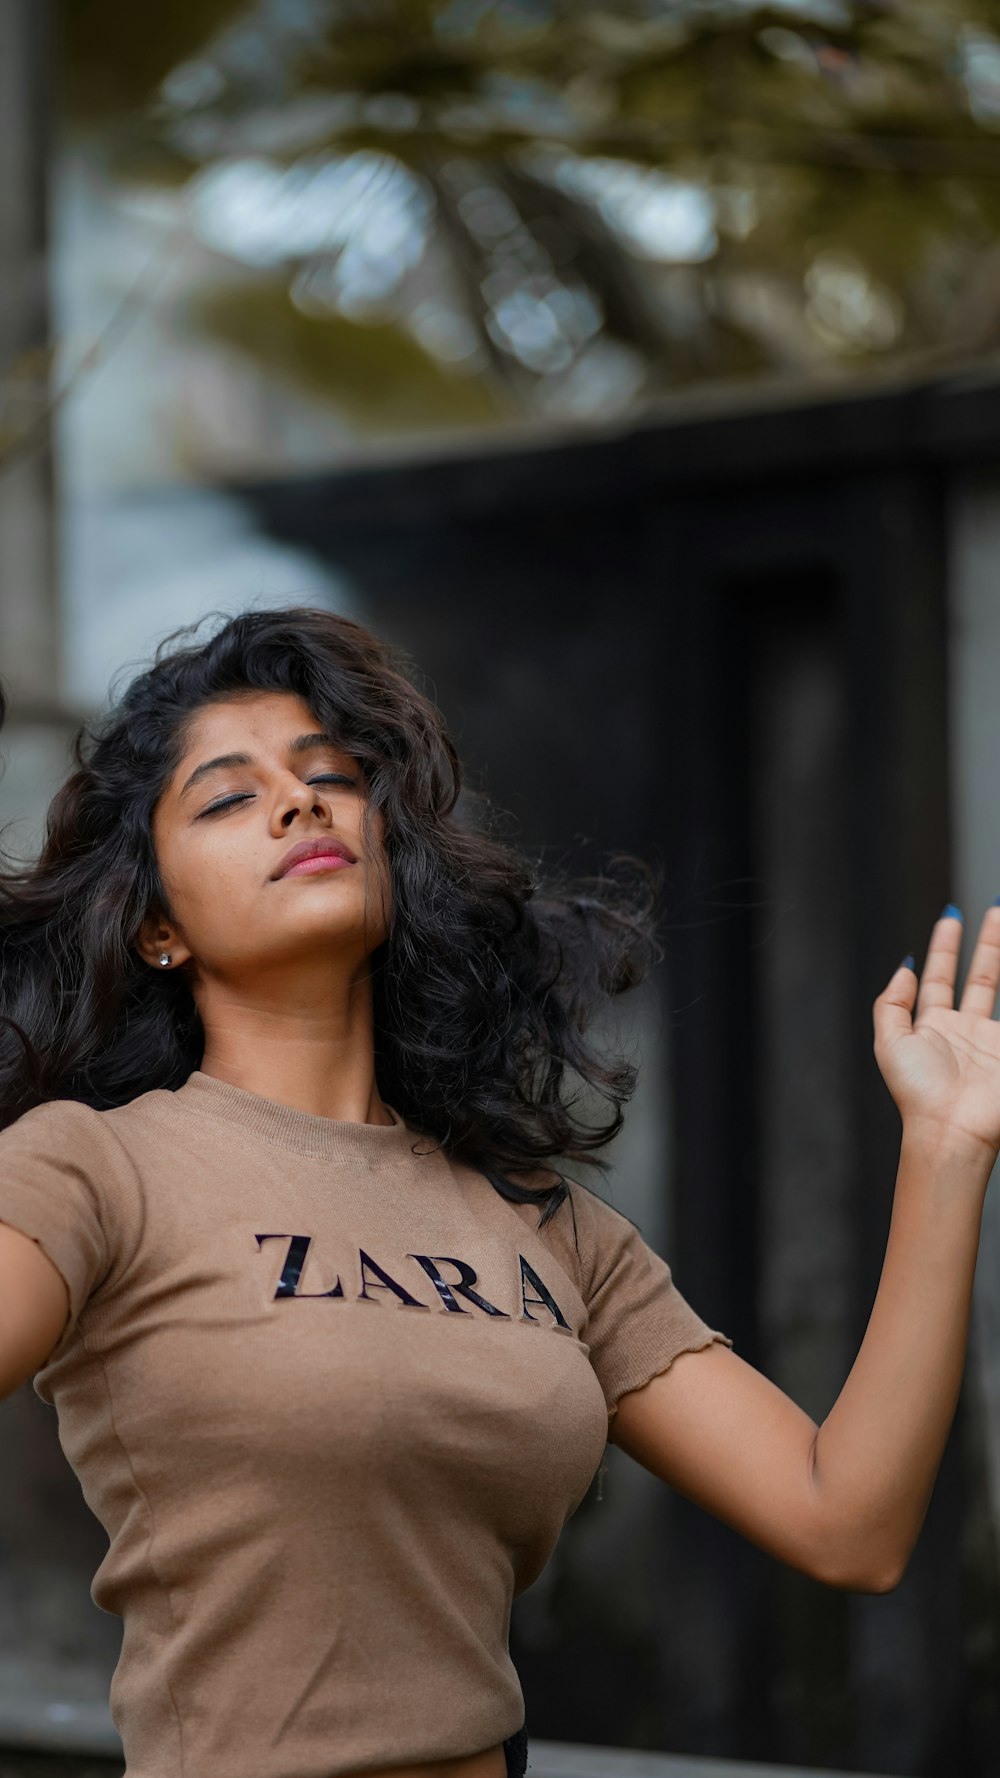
[855,1559,907,1596]
[812,1544,909,1595]
[804,1472,912,1593]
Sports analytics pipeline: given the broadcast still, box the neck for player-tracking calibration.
[194,961,393,1126]
[197,1055,394,1126]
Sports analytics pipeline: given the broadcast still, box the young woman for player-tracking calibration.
[0,605,996,1778]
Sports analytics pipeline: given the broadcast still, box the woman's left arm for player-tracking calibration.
[609,903,1000,1595]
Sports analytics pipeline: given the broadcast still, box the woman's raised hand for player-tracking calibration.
[874,903,1000,1160]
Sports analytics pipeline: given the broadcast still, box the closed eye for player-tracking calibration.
[199,774,359,817]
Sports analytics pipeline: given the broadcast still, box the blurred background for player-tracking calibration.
[2,1,1000,1775]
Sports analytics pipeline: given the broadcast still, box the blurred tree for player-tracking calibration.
[31,0,1000,441]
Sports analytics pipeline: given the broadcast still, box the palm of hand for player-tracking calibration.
[875,905,1000,1157]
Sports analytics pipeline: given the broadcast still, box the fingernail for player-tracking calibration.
[941,903,963,920]
[900,954,915,972]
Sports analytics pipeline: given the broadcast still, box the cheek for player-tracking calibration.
[161,834,263,935]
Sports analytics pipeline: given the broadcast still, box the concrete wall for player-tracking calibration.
[947,469,1000,1536]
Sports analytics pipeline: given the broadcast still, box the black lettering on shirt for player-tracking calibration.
[358,1249,429,1308]
[254,1235,570,1330]
[407,1255,510,1318]
[256,1233,345,1300]
[519,1254,570,1328]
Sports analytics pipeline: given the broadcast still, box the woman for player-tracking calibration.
[0,605,996,1778]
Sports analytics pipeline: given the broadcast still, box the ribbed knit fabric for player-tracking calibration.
[0,1071,731,1777]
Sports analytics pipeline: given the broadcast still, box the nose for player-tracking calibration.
[280,782,332,827]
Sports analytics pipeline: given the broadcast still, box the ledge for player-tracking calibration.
[528,1744,898,1778]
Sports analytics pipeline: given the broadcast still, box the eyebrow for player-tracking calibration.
[178,732,345,801]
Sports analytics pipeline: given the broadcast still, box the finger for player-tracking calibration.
[915,906,963,1017]
[873,958,918,1053]
[957,901,1000,1019]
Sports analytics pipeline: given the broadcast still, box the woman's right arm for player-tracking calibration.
[0,1222,71,1398]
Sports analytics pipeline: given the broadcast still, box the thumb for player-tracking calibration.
[873,955,918,1055]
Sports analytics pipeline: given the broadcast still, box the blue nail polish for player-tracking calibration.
[941,903,963,920]
[900,954,915,972]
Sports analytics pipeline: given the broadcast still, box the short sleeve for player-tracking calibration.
[568,1180,733,1420]
[0,1099,114,1348]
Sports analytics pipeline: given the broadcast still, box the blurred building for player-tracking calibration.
[3,2,1000,1775]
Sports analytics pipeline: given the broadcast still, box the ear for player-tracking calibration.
[134,909,186,972]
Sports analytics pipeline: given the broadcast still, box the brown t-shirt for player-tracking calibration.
[0,1071,732,1777]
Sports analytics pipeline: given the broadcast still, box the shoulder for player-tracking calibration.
[0,1097,143,1187]
[0,1097,107,1148]
[500,1163,636,1295]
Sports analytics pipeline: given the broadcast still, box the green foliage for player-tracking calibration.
[58,1,245,117]
[51,0,1000,428]
[187,280,505,432]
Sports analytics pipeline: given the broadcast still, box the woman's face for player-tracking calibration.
[138,690,390,991]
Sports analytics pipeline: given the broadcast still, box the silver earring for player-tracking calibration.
[159,953,171,968]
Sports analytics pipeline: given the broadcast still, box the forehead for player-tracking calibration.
[178,691,321,752]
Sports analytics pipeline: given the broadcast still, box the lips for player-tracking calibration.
[272,837,357,879]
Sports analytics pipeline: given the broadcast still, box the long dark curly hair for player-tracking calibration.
[0,605,664,1226]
